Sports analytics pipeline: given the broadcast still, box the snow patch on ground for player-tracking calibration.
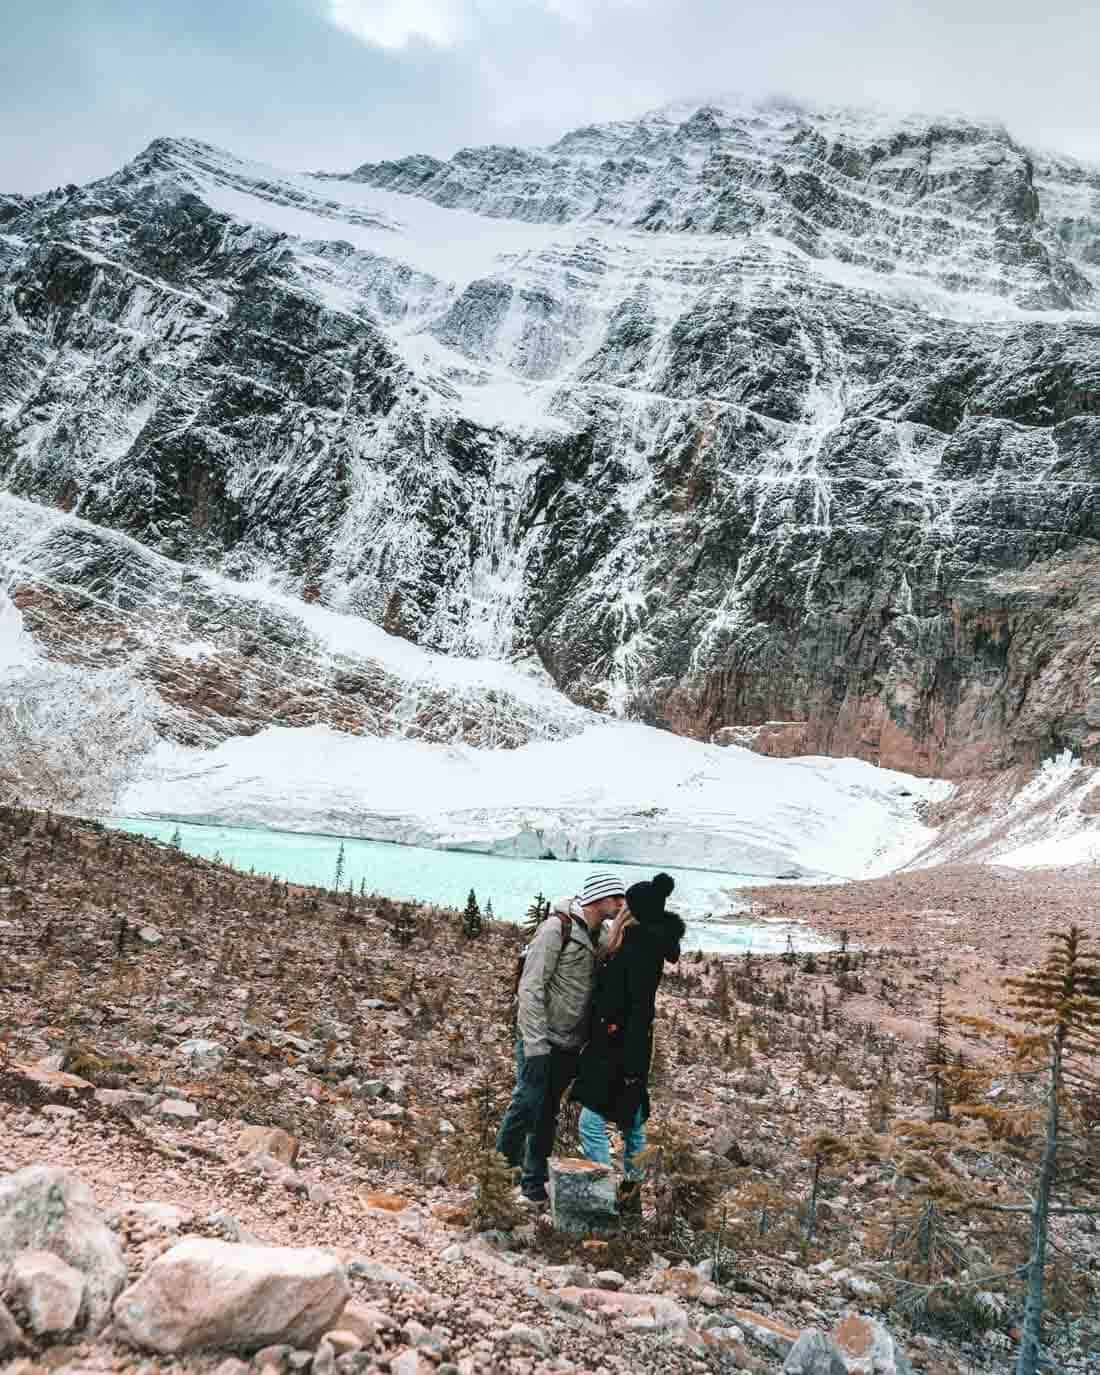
[988,753,1100,868]
[124,721,946,880]
[908,749,1100,871]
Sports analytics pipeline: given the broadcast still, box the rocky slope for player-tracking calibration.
[2,99,1100,775]
[3,809,1098,1374]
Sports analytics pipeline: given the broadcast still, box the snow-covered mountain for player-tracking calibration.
[2,98,1099,777]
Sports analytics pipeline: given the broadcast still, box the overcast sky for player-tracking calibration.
[3,1,1099,193]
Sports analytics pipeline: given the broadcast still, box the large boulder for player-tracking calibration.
[112,1238,350,1353]
[0,1165,126,1333]
[548,1158,617,1234]
[6,1250,85,1337]
[784,1329,848,1375]
[831,1312,913,1375]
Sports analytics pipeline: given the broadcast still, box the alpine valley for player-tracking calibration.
[2,97,1100,867]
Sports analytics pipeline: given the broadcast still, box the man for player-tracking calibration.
[495,871,627,1204]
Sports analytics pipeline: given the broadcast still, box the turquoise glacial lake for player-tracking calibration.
[114,818,830,954]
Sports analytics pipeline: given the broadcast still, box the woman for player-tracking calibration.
[571,871,685,1213]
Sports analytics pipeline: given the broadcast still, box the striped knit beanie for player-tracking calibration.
[580,871,627,906]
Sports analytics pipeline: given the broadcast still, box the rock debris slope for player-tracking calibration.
[2,99,1099,774]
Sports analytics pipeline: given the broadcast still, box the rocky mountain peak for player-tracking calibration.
[1,98,1099,779]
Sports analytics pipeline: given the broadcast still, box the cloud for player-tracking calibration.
[324,1,631,51]
[2,1,1099,195]
[326,0,469,49]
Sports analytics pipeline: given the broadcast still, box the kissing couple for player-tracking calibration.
[496,870,685,1212]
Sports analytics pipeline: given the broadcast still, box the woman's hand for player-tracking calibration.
[616,1075,644,1130]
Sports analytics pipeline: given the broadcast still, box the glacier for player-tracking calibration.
[122,719,947,881]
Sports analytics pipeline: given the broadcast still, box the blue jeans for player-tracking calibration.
[495,1038,579,1196]
[579,1105,646,1180]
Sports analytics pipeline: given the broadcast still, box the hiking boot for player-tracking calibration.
[617,1179,643,1219]
[516,1185,549,1208]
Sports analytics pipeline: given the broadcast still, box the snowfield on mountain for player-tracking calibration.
[2,95,1100,864]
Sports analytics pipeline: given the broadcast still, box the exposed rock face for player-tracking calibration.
[0,1165,126,1334]
[112,1237,350,1353]
[3,101,1100,774]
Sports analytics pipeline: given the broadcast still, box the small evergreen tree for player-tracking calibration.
[955,927,1100,1375]
[462,888,482,940]
[523,892,549,941]
[392,901,416,948]
[637,1112,720,1236]
[444,1055,521,1231]
[332,841,345,895]
[169,826,182,850]
[927,970,951,1123]
[712,963,731,1020]
[801,1128,850,1242]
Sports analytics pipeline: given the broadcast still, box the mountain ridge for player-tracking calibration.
[1,98,1099,780]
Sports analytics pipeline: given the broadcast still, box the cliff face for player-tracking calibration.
[2,101,1099,775]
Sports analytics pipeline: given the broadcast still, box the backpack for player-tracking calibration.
[511,910,575,1017]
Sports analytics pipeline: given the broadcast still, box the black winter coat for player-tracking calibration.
[571,907,685,1125]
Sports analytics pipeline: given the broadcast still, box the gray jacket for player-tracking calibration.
[517,897,597,1057]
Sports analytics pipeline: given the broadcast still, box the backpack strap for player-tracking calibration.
[511,909,582,1025]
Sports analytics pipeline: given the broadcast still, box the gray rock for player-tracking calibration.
[7,1249,85,1336]
[548,1158,617,1234]
[831,1312,913,1375]
[0,1165,126,1334]
[784,1330,848,1375]
[112,1238,350,1354]
[138,926,163,944]
[502,1323,547,1354]
[158,1098,199,1125]
[0,1298,26,1356]
[311,1338,335,1375]
[176,1038,226,1070]
[595,1270,625,1290]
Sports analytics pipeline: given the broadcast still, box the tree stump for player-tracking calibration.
[548,1158,617,1234]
